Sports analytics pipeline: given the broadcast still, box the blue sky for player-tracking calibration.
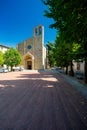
[0,0,57,48]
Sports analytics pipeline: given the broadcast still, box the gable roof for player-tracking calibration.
[0,44,10,49]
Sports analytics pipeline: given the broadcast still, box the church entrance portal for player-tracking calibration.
[27,61,32,69]
[23,52,34,70]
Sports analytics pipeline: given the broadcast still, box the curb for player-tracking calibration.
[58,72,87,99]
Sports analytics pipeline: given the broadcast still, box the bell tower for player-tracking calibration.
[33,25,44,44]
[33,25,45,70]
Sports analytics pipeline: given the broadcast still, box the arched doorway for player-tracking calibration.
[27,61,32,69]
[23,52,34,70]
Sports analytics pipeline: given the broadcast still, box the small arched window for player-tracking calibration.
[35,28,38,36]
[39,26,42,35]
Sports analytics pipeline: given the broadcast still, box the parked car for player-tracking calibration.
[0,68,8,73]
[19,66,24,71]
[12,66,24,71]
[0,68,3,73]
[12,66,20,71]
[75,71,85,79]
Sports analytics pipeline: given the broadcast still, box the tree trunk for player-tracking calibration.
[84,59,87,84]
[65,66,68,75]
[69,61,74,76]
[11,66,13,71]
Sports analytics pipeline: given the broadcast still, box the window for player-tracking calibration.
[35,28,38,36]
[39,26,42,35]
[77,62,80,70]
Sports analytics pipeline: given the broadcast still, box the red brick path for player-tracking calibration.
[0,71,87,130]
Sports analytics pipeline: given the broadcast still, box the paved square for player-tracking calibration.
[0,71,87,129]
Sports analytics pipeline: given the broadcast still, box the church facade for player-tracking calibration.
[16,25,47,70]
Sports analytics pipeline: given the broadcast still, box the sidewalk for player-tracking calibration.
[58,71,87,99]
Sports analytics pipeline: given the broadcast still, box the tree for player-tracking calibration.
[55,33,74,75]
[46,42,55,67]
[42,0,87,83]
[55,32,83,76]
[0,51,4,66]
[4,48,22,71]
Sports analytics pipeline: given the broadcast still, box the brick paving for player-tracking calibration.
[0,71,87,130]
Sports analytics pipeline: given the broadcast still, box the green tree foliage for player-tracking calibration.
[0,51,4,66]
[46,42,55,67]
[72,43,83,61]
[42,0,87,54]
[55,33,74,75]
[42,0,87,83]
[55,33,83,75]
[55,35,69,73]
[42,0,87,44]
[4,48,21,71]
